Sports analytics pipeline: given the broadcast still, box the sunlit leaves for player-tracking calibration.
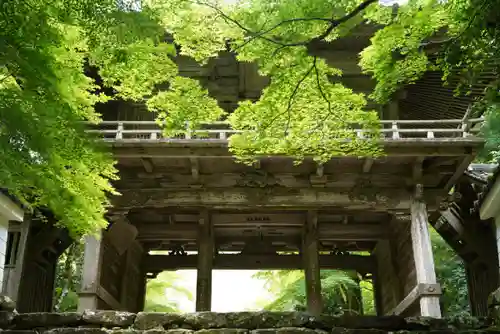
[254,269,363,314]
[360,0,449,102]
[91,41,178,100]
[4,0,500,236]
[147,76,227,137]
[144,271,193,312]
[148,0,243,62]
[149,0,385,161]
[228,48,382,163]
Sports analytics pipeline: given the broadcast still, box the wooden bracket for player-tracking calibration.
[389,283,442,316]
[444,155,475,192]
[141,158,154,173]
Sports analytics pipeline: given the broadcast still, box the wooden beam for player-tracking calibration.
[110,141,482,159]
[444,155,475,192]
[145,239,376,253]
[141,158,154,173]
[135,223,387,242]
[129,211,389,225]
[213,213,305,226]
[115,172,455,190]
[144,254,376,273]
[410,186,442,317]
[389,283,442,316]
[303,211,322,315]
[114,187,444,210]
[96,285,122,310]
[195,210,213,312]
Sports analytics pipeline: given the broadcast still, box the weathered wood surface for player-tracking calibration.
[119,241,144,312]
[109,143,480,160]
[78,232,105,311]
[196,210,213,312]
[144,254,376,273]
[114,171,459,189]
[302,211,322,315]
[136,222,386,244]
[112,187,446,210]
[389,283,442,316]
[410,191,442,317]
[431,179,499,316]
[16,216,72,313]
[79,229,145,312]
[373,238,403,315]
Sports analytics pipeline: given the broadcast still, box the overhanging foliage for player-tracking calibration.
[2,0,499,234]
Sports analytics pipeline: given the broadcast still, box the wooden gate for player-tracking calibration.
[16,215,72,312]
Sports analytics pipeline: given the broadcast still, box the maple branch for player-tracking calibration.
[193,0,378,48]
[313,60,333,129]
[259,60,316,133]
[283,58,316,136]
[314,0,378,42]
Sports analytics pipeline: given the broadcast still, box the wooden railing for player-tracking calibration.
[85,118,484,141]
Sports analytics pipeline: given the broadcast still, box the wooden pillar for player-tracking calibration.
[372,271,384,316]
[196,210,213,311]
[78,231,104,311]
[302,210,322,315]
[410,185,442,317]
[137,272,147,312]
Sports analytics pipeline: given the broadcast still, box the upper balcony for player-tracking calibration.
[87,117,484,157]
[88,24,493,217]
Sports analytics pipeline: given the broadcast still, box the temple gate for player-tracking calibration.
[12,23,481,316]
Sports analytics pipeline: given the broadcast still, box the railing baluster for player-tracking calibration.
[392,121,399,139]
[88,118,484,142]
[116,122,123,140]
[460,105,473,138]
[461,120,471,138]
[185,121,192,139]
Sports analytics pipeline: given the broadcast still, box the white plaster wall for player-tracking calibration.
[495,215,500,269]
[0,216,9,288]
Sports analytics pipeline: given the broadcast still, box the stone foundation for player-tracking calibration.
[0,311,496,333]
